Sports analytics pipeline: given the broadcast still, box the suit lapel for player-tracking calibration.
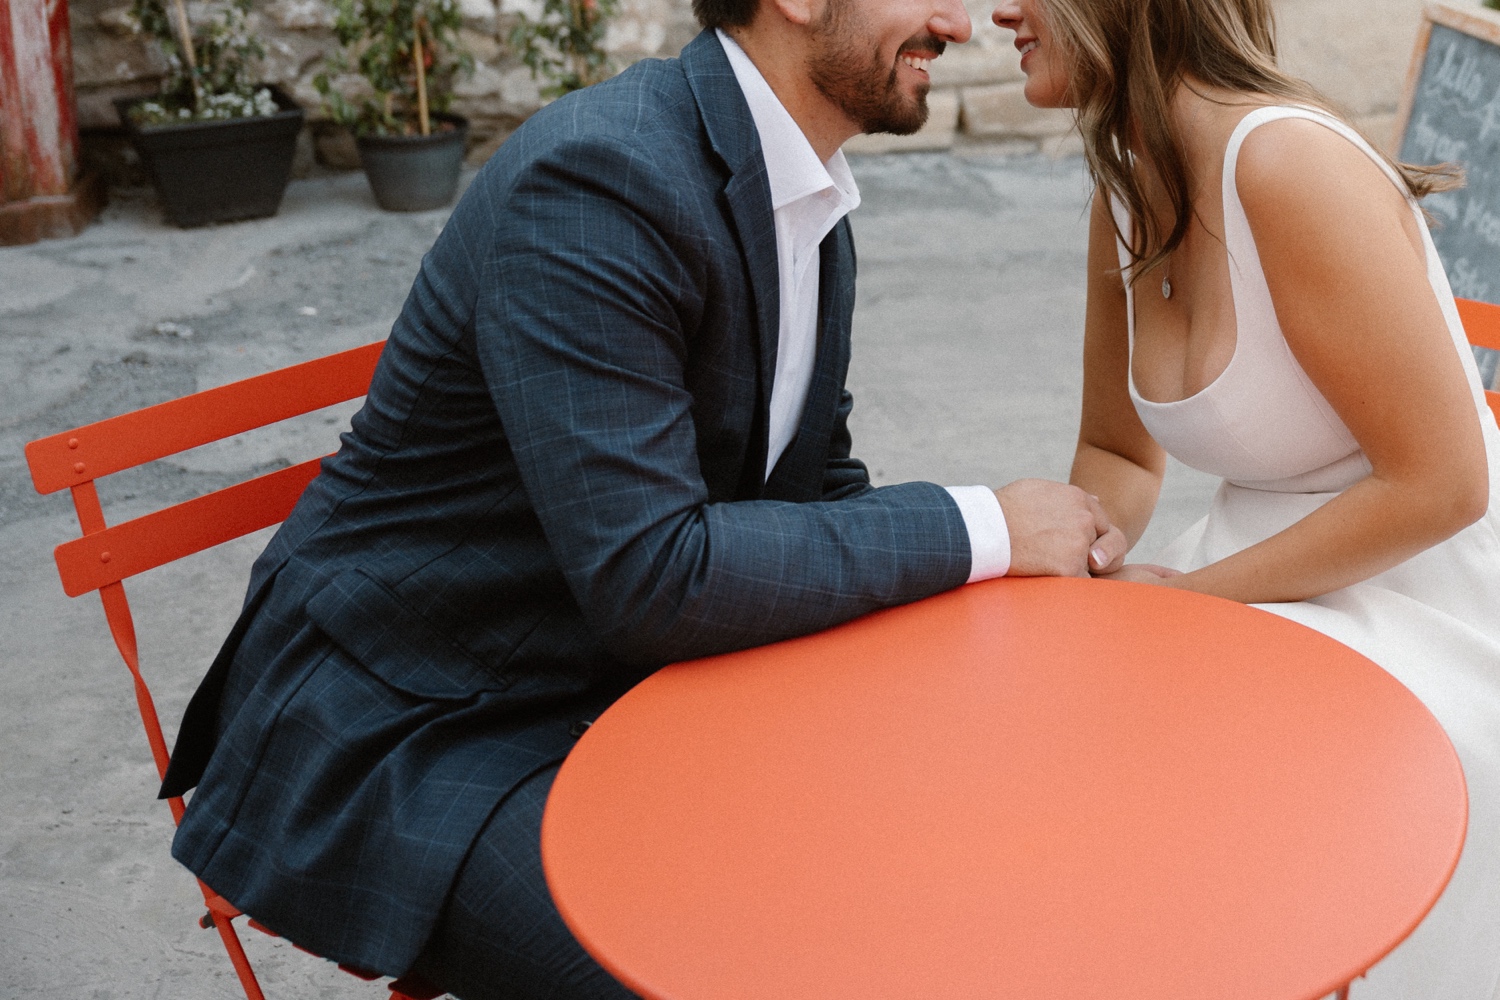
[764,219,856,501]
[681,30,780,496]
[680,33,858,502]
[724,168,782,433]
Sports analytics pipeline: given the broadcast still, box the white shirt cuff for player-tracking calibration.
[945,485,1011,582]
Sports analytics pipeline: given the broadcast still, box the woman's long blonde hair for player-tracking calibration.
[1040,0,1462,283]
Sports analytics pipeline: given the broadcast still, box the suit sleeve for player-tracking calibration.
[821,389,876,502]
[471,132,970,666]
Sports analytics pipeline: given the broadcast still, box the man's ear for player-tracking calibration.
[768,0,818,28]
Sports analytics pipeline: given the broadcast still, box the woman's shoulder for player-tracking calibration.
[1231,108,1406,218]
[1228,112,1419,288]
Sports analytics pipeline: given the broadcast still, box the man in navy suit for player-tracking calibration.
[160,0,1126,992]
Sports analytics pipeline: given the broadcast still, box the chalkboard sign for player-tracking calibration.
[1395,2,1500,387]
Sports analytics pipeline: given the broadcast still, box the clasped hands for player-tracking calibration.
[994,479,1181,584]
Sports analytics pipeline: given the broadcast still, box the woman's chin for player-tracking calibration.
[1020,78,1073,110]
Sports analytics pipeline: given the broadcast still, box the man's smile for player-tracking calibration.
[897,36,947,77]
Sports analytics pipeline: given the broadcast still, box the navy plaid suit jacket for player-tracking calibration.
[160,30,972,976]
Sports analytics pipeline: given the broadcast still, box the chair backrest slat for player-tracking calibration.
[53,457,324,597]
[26,341,383,496]
[1457,297,1500,353]
[1455,298,1500,423]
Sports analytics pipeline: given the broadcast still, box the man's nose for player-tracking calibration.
[931,0,973,44]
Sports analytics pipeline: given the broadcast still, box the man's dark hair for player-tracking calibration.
[693,0,758,30]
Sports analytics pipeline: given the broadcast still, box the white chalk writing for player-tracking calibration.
[1479,91,1500,144]
[1463,199,1500,250]
[1412,117,1469,162]
[1448,258,1495,301]
[1432,38,1486,103]
[1405,26,1499,306]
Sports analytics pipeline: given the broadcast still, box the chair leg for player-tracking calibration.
[209,913,267,1000]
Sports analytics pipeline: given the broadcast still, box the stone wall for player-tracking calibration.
[69,0,1435,172]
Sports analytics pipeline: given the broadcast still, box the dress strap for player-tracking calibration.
[1222,105,1408,197]
[1107,193,1138,362]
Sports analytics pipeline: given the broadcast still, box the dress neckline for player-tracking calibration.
[1120,104,1390,410]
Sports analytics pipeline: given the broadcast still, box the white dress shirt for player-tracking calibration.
[716,31,1010,581]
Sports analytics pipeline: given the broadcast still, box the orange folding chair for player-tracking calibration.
[1457,297,1500,421]
[24,341,443,1000]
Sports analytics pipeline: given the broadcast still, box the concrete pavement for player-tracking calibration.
[0,155,1219,998]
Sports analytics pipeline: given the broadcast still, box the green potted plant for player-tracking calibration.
[118,0,305,227]
[316,0,473,212]
[508,0,620,98]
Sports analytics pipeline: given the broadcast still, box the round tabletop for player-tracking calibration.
[542,577,1466,1000]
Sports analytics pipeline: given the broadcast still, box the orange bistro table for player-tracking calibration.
[541,577,1467,1000]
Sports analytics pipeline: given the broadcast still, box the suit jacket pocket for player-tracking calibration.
[306,568,512,700]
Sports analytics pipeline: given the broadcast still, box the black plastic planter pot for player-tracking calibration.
[355,114,469,212]
[115,87,305,228]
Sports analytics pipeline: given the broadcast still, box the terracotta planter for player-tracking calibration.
[355,113,468,212]
[115,86,304,228]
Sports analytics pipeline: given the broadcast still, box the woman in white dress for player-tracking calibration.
[989,0,1500,995]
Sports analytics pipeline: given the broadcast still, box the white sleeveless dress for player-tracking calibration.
[1113,106,1500,999]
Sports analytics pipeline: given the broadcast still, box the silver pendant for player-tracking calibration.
[1161,275,1172,299]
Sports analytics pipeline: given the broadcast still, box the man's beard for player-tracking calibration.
[806,8,943,136]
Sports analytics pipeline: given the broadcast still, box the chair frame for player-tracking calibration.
[24,340,441,1000]
[1457,296,1500,421]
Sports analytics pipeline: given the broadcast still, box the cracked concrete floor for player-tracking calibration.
[0,156,1218,999]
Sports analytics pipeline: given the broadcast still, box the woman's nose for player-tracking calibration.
[991,2,1021,28]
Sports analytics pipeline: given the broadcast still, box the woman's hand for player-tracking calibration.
[1094,563,1184,584]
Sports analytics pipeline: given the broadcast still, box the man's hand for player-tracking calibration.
[995,479,1128,578]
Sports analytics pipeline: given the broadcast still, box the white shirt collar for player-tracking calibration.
[716,29,860,214]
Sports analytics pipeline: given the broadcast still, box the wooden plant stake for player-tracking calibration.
[413,14,431,136]
[169,0,203,112]
[569,0,587,87]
